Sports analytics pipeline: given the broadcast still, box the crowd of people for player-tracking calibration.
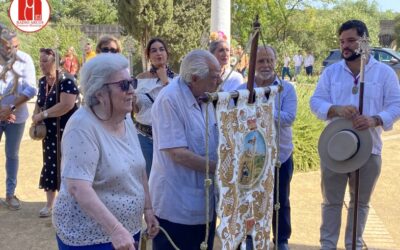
[0,19,399,250]
[281,50,315,81]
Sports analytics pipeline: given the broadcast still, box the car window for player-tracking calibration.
[373,51,393,63]
[329,50,341,60]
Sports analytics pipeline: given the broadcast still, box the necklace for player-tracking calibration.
[44,77,56,109]
[351,74,360,95]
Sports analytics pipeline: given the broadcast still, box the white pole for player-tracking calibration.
[211,0,231,44]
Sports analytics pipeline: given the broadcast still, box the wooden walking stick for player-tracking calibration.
[246,15,260,104]
[242,15,260,250]
[352,32,370,250]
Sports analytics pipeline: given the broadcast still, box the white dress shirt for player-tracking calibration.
[310,57,400,155]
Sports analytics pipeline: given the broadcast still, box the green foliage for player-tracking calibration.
[116,0,173,71]
[292,83,325,172]
[62,0,118,24]
[161,0,211,71]
[395,14,400,49]
[232,0,389,82]
[1,18,84,80]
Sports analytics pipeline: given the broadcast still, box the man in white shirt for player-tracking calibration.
[293,51,303,80]
[150,50,221,250]
[304,51,315,76]
[310,20,400,250]
[0,25,37,210]
[281,53,292,81]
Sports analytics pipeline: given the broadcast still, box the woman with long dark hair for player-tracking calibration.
[133,38,176,176]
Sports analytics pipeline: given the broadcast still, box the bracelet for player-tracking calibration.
[110,222,120,235]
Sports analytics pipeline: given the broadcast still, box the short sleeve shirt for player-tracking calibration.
[149,77,218,225]
[53,107,146,246]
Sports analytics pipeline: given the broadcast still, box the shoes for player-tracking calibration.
[39,206,52,218]
[277,242,289,250]
[4,195,21,210]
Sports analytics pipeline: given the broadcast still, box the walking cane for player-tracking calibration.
[352,32,370,250]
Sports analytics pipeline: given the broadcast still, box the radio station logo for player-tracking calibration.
[8,0,51,32]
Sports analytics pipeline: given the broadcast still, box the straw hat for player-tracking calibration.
[318,118,373,173]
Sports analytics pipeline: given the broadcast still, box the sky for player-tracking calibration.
[373,0,400,12]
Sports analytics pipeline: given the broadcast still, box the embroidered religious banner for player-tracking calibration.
[215,87,279,250]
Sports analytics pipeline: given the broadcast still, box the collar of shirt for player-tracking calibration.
[339,55,378,75]
[177,76,200,109]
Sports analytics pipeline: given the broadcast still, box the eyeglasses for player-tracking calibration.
[100,47,118,53]
[106,78,137,91]
[40,48,55,56]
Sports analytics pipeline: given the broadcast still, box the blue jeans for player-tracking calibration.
[153,216,216,250]
[138,133,153,177]
[0,121,25,197]
[294,66,301,77]
[281,67,292,80]
[56,232,140,249]
[273,155,294,244]
[305,66,313,76]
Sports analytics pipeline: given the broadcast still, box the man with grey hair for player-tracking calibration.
[237,45,297,250]
[150,49,221,249]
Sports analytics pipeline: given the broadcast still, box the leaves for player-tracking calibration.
[115,0,173,71]
[292,82,325,172]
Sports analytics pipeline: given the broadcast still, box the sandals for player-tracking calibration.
[39,206,52,218]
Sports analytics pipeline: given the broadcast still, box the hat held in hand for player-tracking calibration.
[318,118,373,173]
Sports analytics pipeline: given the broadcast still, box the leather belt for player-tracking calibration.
[135,122,152,138]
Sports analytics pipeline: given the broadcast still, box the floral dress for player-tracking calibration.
[36,73,79,191]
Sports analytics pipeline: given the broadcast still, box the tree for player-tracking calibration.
[62,0,118,24]
[161,0,211,70]
[394,14,400,49]
[115,0,173,71]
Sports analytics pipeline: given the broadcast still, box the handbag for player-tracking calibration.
[29,122,47,140]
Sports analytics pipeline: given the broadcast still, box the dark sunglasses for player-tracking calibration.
[100,47,118,53]
[40,48,55,56]
[106,78,137,91]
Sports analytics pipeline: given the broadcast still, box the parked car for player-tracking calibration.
[322,47,400,79]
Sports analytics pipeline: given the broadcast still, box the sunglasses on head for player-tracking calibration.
[106,78,137,91]
[100,47,118,53]
[40,48,55,56]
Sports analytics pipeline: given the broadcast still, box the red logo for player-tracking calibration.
[8,0,50,32]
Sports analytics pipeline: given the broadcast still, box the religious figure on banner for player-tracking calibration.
[215,87,279,249]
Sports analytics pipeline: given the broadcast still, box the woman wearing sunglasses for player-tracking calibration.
[95,35,122,54]
[133,37,176,176]
[32,48,79,218]
[52,53,159,250]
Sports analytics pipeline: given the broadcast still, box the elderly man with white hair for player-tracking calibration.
[52,53,159,250]
[150,49,221,250]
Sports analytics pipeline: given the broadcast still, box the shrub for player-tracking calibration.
[292,83,325,172]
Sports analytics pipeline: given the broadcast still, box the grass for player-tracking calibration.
[292,82,325,172]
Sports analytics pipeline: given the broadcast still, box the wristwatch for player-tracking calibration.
[9,104,16,112]
[372,115,383,127]
[42,110,49,119]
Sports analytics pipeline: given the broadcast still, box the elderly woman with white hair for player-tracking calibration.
[52,53,159,250]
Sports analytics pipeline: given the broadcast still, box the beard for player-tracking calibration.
[341,49,361,61]
[256,71,275,81]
